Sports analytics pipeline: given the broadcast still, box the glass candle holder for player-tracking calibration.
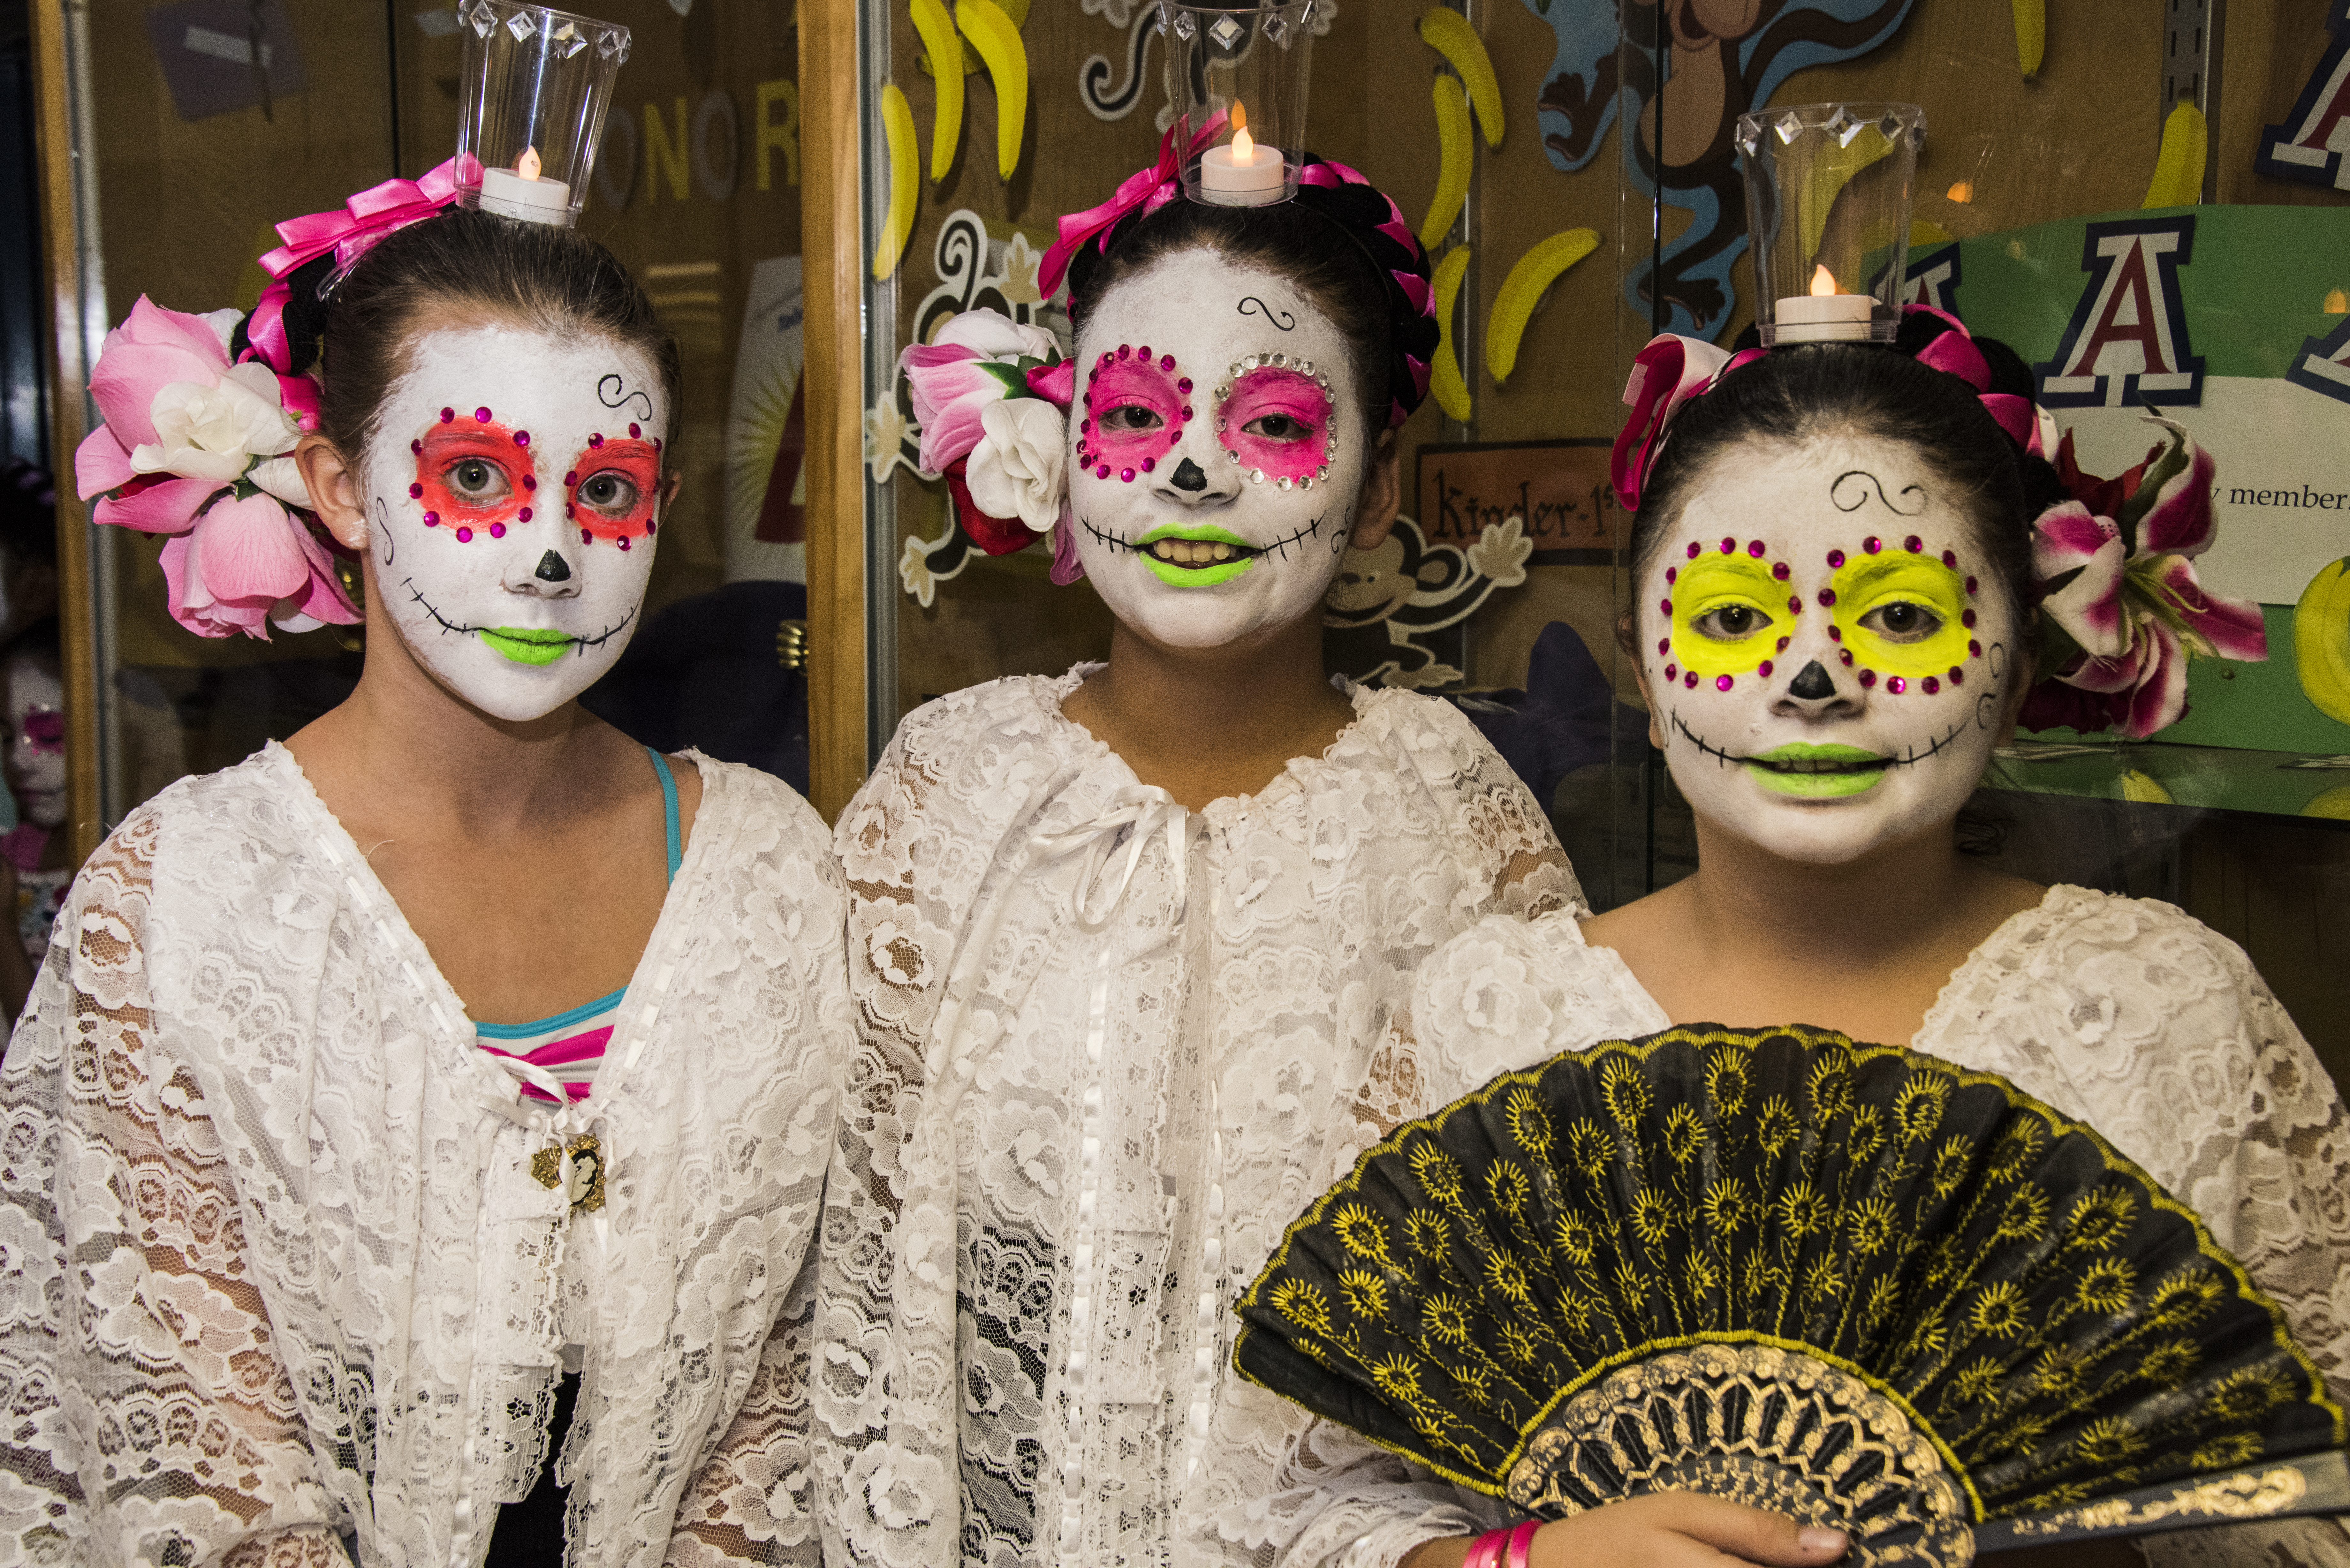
[1163,0,1319,208]
[455,0,632,227]
[1735,102,1925,345]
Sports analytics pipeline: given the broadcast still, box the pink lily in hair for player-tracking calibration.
[74,295,358,640]
[2021,416,2264,739]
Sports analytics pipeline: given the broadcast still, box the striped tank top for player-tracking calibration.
[475,747,681,1103]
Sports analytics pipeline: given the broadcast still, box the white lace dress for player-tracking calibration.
[812,669,1581,1568]
[0,744,851,1567]
[1390,884,2350,1566]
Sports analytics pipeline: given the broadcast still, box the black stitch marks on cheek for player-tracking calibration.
[597,374,656,422]
[1238,297,1296,330]
[1831,470,1927,517]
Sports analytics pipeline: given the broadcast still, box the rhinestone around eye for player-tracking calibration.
[1315,464,1330,480]
[1277,477,1292,490]
[1250,468,1265,483]
[1299,476,1314,490]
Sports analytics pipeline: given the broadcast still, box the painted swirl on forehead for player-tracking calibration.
[1237,296,1296,330]
[1218,366,1332,484]
[597,373,657,423]
[1831,470,1926,516]
[1081,350,1188,473]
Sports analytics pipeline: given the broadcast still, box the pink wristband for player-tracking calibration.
[1505,1520,1541,1568]
[1463,1528,1510,1568]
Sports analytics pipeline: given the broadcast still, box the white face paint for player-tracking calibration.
[1068,253,1369,650]
[366,325,666,723]
[4,657,64,829]
[1639,435,2019,865]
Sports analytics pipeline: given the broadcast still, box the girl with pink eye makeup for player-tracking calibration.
[0,204,850,1565]
[818,158,1584,1568]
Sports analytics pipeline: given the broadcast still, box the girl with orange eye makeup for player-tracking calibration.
[818,157,1584,1568]
[1372,314,2347,1568]
[0,200,850,1565]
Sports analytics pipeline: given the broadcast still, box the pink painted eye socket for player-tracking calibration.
[416,423,535,525]
[1084,357,1185,464]
[1218,367,1330,483]
[571,439,662,539]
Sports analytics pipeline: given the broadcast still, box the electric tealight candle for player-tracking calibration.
[1199,103,1285,206]
[477,144,573,223]
[1773,263,1875,343]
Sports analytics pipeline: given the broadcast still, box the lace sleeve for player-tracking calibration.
[665,1252,822,1566]
[0,816,349,1565]
[1445,727,1579,922]
[1232,1418,1507,1567]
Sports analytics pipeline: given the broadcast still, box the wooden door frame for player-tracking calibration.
[800,0,866,822]
[30,0,102,866]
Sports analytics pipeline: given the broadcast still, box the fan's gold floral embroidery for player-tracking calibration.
[1847,1197,1898,1256]
[1601,1059,1652,1130]
[2066,1186,2136,1250]
[1995,1185,2051,1243]
[2075,1257,2136,1316]
[1506,1088,1554,1154]
[1235,1024,2346,1551]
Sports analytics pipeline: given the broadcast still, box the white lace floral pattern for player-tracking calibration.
[1391,885,2350,1564]
[812,669,1578,1568]
[0,745,850,1566]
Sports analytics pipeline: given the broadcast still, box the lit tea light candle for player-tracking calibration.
[1774,263,1875,342]
[478,145,573,224]
[1200,103,1285,206]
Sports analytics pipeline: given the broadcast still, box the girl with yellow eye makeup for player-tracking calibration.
[1380,314,2350,1568]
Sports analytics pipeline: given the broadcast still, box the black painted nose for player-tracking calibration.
[1788,660,1835,700]
[534,550,572,583]
[1170,457,1208,493]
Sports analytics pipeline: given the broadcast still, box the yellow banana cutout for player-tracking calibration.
[1430,245,1472,422]
[2144,100,2207,208]
[876,83,918,280]
[2293,556,2350,726]
[1486,228,1599,388]
[1421,73,1473,252]
[957,0,1028,181]
[2012,0,2044,77]
[1417,7,1503,147]
[908,0,962,181]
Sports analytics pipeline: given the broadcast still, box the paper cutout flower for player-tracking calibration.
[864,392,915,484]
[2021,416,2264,739]
[897,308,1069,558]
[74,296,358,640]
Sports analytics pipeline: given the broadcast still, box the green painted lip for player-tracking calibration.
[1143,553,1255,587]
[480,626,577,666]
[1745,742,1889,798]
[1135,521,1259,587]
[1137,522,1255,548]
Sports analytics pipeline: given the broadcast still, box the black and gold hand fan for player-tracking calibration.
[1234,1025,2348,1563]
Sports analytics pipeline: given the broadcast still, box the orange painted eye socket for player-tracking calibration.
[414,423,537,529]
[567,438,661,540]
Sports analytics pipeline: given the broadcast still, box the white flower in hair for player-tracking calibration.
[130,362,301,483]
[966,398,1067,535]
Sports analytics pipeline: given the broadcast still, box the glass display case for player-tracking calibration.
[30,0,2350,1082]
[829,0,2350,1085]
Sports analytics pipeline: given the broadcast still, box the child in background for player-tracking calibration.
[0,618,66,1020]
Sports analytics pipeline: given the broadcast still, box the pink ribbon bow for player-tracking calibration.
[246,156,470,376]
[1906,304,2053,457]
[1037,117,1226,301]
[1609,334,1763,513]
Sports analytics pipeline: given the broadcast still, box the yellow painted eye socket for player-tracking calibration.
[1669,553,1783,679]
[1831,551,1974,680]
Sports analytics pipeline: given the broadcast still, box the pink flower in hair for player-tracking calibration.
[2021,416,2264,739]
[74,295,357,640]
